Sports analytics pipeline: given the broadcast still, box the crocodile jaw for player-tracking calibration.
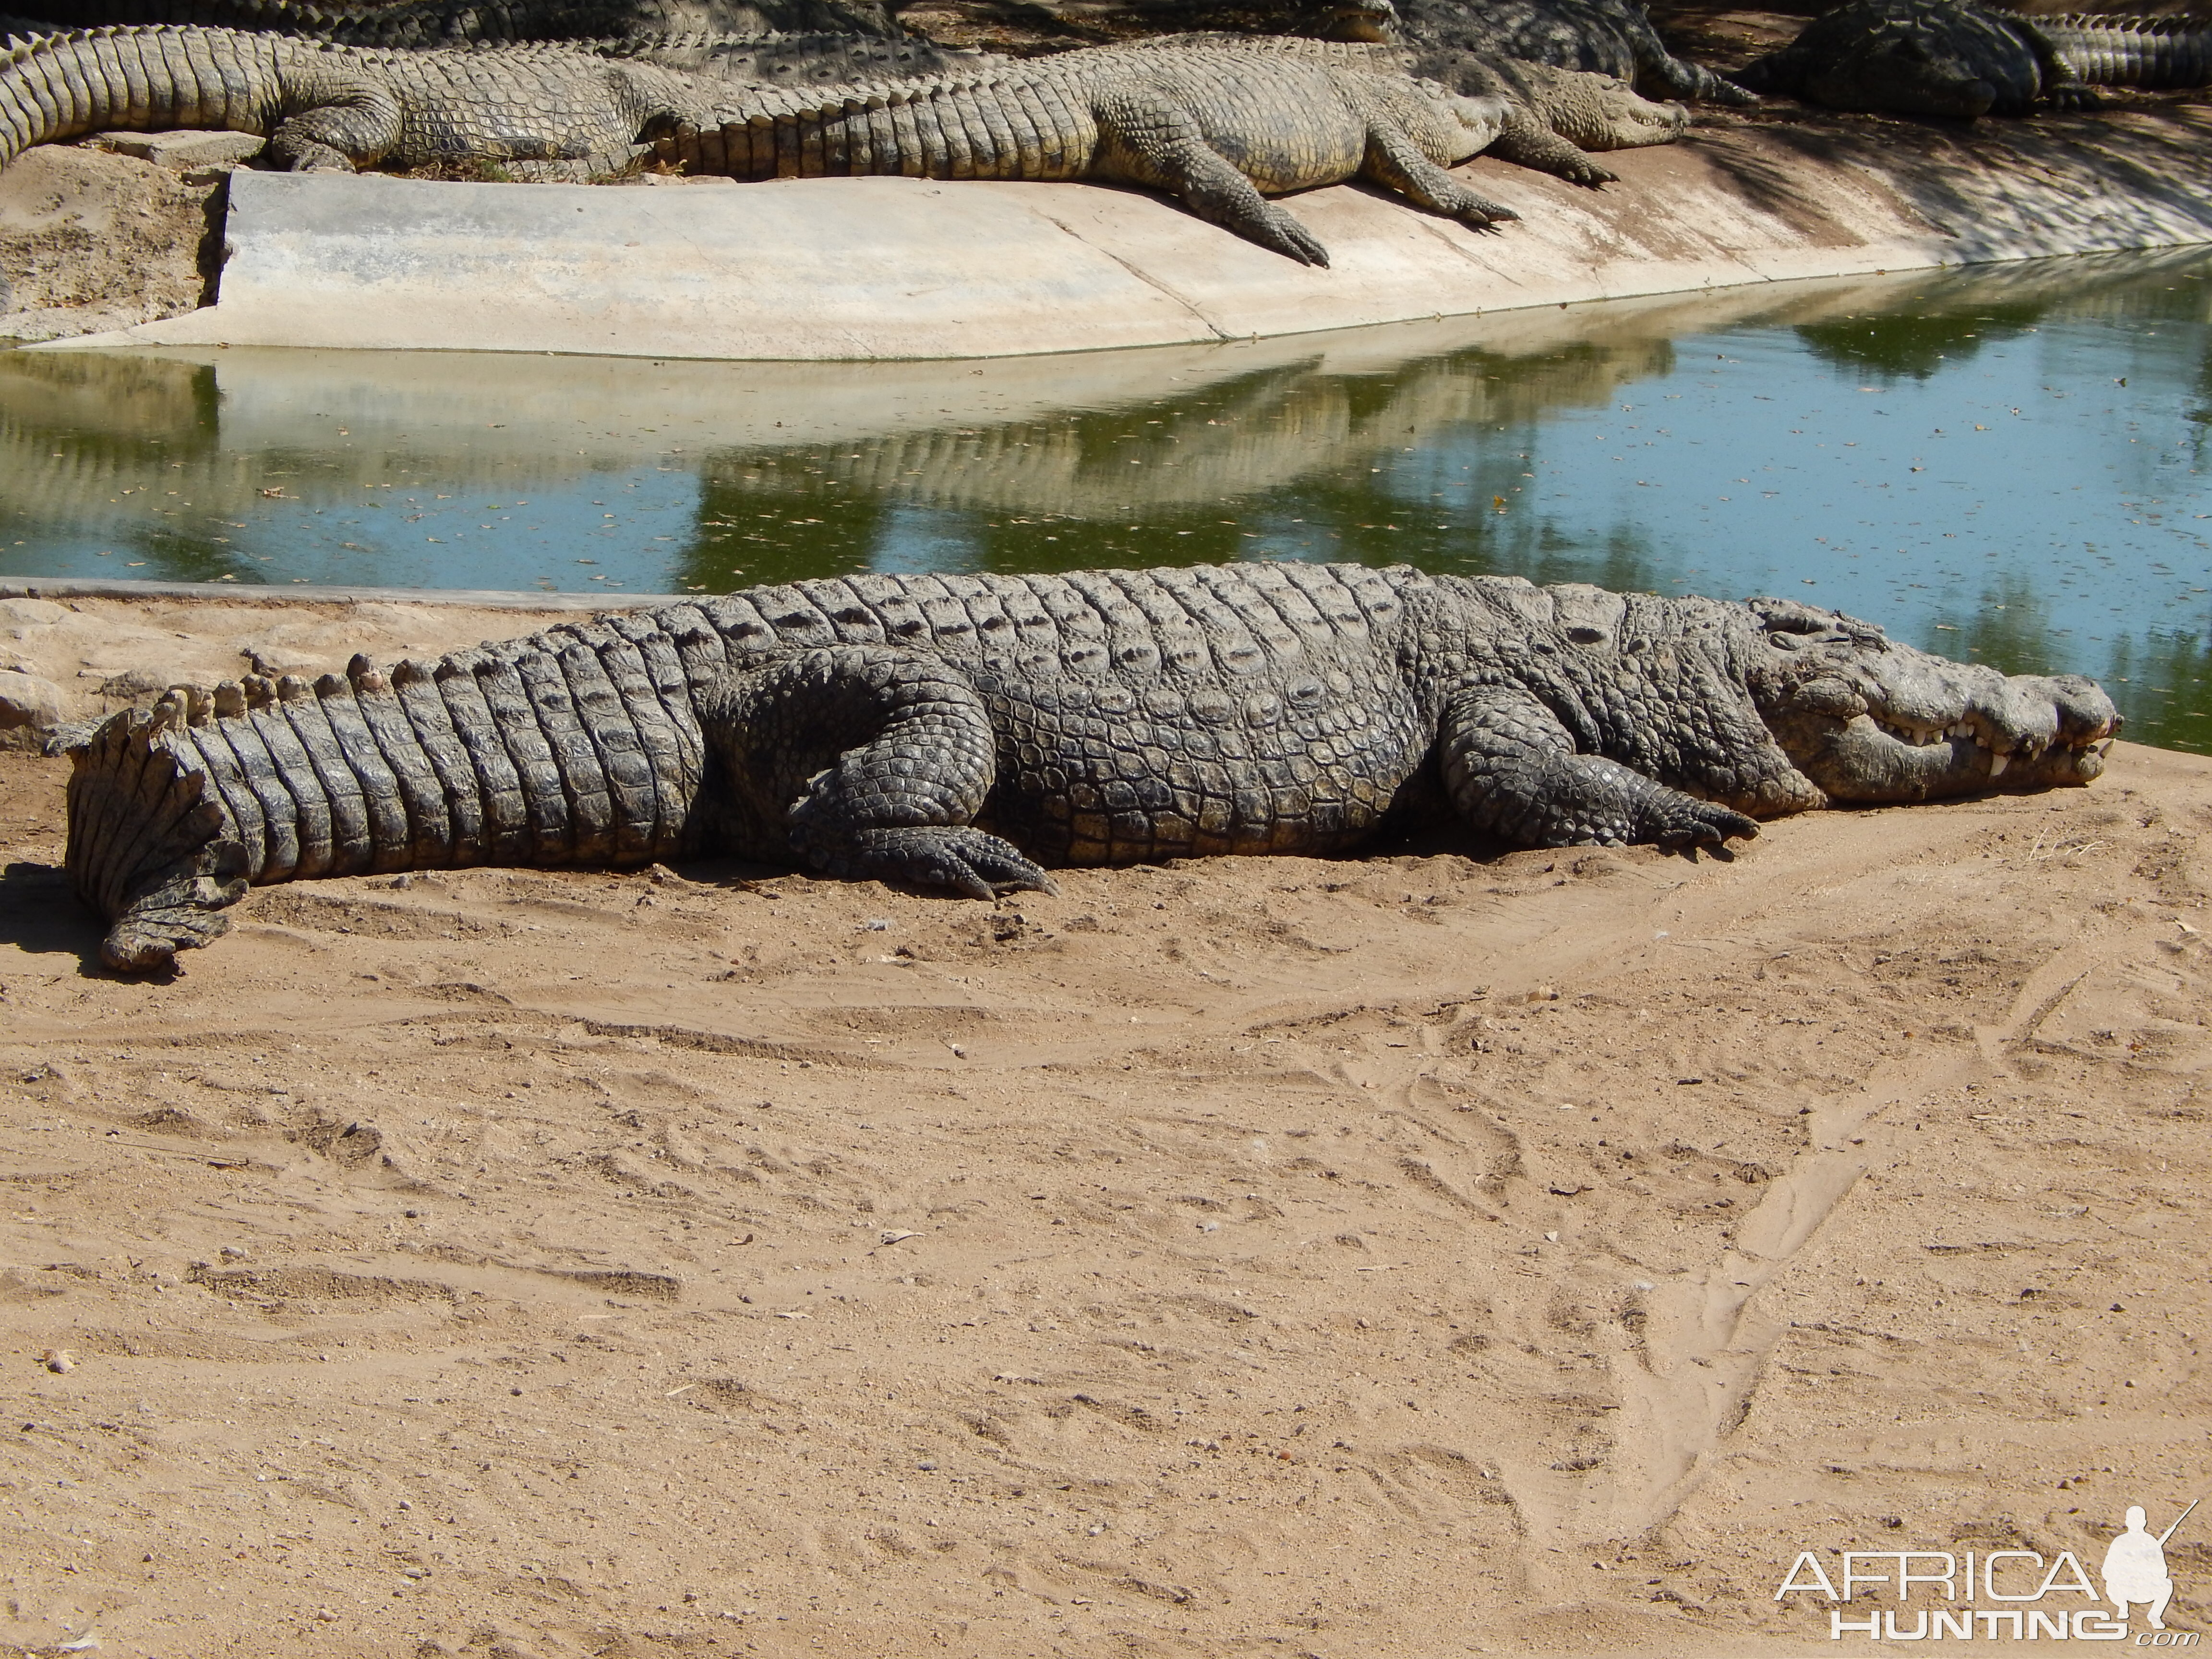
[1782,709,2113,803]
[1758,636,2120,803]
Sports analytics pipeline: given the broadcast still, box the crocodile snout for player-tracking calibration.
[1765,646,2120,803]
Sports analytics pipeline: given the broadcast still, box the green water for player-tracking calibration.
[4,247,2211,751]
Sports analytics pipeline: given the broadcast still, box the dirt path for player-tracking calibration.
[1,612,2208,1654]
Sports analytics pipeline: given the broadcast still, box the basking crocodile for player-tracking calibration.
[0,26,702,174]
[0,28,1514,260]
[1136,33,1684,186]
[61,564,2118,973]
[601,24,1683,189]
[1739,0,2212,118]
[622,40,1521,264]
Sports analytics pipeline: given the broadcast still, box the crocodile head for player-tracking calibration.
[1745,599,2120,802]
[1583,76,1689,147]
[1302,0,1399,42]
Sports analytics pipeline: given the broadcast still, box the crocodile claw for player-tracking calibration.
[1251,205,1331,267]
[1647,799,1760,851]
[848,827,1057,901]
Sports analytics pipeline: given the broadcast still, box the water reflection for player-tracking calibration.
[3,246,2210,751]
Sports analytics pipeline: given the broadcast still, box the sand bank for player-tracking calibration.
[0,593,2209,1656]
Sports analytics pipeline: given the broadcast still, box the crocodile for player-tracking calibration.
[1738,0,2212,118]
[1312,0,1754,106]
[0,28,1515,260]
[592,24,1683,188]
[638,40,1519,263]
[1134,33,1684,187]
[60,564,2118,973]
[0,26,704,175]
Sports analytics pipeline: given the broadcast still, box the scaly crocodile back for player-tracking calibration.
[582,27,987,83]
[65,564,1434,972]
[2040,12,2212,86]
[647,60,1101,181]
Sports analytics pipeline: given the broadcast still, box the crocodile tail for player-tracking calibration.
[0,25,278,166]
[66,694,250,973]
[62,628,709,970]
[2043,13,2212,86]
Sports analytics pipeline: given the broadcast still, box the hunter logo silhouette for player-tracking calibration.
[2104,1499,2198,1631]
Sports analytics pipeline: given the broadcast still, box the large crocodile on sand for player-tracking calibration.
[0,28,1515,260]
[1739,0,2212,118]
[61,564,2118,973]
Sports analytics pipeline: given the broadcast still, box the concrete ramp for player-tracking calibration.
[45,103,2212,361]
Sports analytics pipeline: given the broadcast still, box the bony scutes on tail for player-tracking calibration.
[60,564,2120,974]
[0,26,1515,262]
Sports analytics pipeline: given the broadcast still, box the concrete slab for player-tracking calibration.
[38,102,2212,361]
[94,130,266,171]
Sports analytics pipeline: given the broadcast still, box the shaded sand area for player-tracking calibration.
[0,598,2209,1656]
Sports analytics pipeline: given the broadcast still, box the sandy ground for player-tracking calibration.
[0,148,221,347]
[0,599,2207,1657]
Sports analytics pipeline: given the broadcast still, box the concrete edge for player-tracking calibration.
[0,577,677,610]
[25,106,2212,362]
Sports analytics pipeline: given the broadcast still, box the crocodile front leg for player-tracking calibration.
[1487,111,1617,186]
[698,647,1054,899]
[1090,93,1333,266]
[1360,123,1519,225]
[1439,684,1756,850]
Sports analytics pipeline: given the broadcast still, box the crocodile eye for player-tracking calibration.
[1566,626,1605,645]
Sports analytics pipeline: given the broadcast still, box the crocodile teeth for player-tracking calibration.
[1988,751,2008,778]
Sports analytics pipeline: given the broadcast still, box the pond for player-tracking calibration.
[3,246,2210,751]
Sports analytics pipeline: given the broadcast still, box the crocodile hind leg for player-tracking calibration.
[1360,124,1519,224]
[65,695,251,972]
[265,83,406,170]
[1439,685,1756,851]
[697,646,1054,899]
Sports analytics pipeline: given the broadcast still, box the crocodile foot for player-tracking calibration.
[839,826,1057,900]
[1645,796,1760,851]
